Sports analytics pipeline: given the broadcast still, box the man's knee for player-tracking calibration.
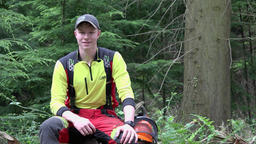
[40,117,65,135]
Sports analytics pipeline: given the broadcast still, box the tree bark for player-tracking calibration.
[178,0,232,128]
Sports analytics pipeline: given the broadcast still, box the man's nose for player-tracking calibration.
[83,33,89,39]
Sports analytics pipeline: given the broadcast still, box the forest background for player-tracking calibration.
[0,0,255,144]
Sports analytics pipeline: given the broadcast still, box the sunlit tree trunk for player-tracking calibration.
[178,0,232,127]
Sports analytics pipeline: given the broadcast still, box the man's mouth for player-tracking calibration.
[82,42,90,45]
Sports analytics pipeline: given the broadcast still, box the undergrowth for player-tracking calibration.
[0,104,255,144]
[0,102,51,144]
[152,108,256,144]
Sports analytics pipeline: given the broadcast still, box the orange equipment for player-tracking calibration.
[134,106,158,144]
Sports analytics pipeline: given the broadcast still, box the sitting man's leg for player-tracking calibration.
[39,116,68,144]
[92,109,136,144]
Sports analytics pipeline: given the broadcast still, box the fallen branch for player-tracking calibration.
[249,136,256,144]
[0,131,20,144]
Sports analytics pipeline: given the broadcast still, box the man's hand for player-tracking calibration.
[62,110,96,136]
[115,124,138,144]
[73,117,96,136]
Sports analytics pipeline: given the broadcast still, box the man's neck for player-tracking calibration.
[79,47,97,66]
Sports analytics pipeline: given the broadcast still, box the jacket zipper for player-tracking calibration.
[85,63,93,95]
[84,78,88,95]
[86,63,93,81]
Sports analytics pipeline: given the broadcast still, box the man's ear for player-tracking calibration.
[74,30,77,36]
[98,30,101,37]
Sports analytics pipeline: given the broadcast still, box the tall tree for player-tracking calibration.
[178,0,232,127]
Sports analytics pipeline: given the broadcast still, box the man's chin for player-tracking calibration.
[80,46,90,49]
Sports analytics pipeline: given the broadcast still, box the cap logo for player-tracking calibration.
[77,16,86,24]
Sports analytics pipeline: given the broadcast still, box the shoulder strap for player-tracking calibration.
[99,47,115,110]
[59,51,78,110]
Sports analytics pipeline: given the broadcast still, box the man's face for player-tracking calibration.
[74,22,101,51]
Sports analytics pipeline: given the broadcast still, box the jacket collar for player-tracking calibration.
[76,47,101,62]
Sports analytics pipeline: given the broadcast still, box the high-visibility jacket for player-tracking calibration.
[50,47,135,116]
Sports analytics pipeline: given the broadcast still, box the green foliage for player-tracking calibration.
[154,110,192,143]
[129,59,183,109]
[154,110,255,144]
[0,0,255,142]
[1,112,42,144]
[0,0,54,118]
[0,102,51,144]
[0,92,51,143]
[230,0,256,119]
[153,109,216,143]
[188,115,215,142]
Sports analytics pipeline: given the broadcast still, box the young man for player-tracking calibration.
[39,14,138,144]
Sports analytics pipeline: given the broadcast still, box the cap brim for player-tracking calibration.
[76,20,97,29]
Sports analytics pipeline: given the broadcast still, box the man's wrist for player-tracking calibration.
[62,111,80,123]
[124,121,134,128]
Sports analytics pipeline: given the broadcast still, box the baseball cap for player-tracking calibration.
[75,14,100,30]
